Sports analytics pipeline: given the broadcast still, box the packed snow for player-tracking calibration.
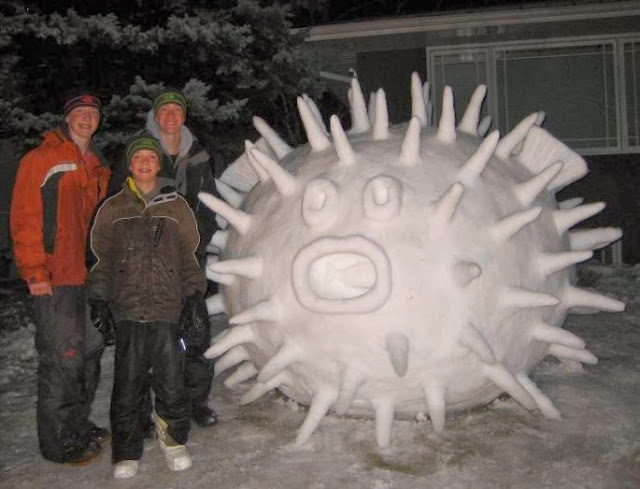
[0,262,638,488]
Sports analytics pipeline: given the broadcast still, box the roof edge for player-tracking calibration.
[302,1,640,41]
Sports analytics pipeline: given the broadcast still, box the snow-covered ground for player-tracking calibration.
[0,263,638,488]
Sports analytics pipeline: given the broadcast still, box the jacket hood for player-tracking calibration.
[145,109,194,158]
[41,126,108,167]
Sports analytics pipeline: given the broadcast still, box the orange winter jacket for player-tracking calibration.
[10,128,110,287]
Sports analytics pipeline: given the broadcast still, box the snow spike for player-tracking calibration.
[206,257,235,285]
[569,228,622,251]
[433,183,464,224]
[245,140,269,183]
[385,332,410,377]
[330,115,355,165]
[302,94,328,134]
[536,250,593,277]
[210,229,229,252]
[513,162,563,207]
[548,344,598,364]
[563,286,625,313]
[491,207,542,243]
[257,343,301,383]
[458,84,487,135]
[240,382,271,406]
[229,299,280,325]
[423,382,446,433]
[459,323,496,364]
[348,77,371,134]
[205,293,226,316]
[372,397,395,447]
[552,202,606,234]
[500,287,559,309]
[214,345,250,377]
[296,388,338,444]
[410,72,428,127]
[240,372,291,405]
[334,367,366,415]
[210,256,263,280]
[495,113,539,159]
[297,96,331,151]
[436,86,456,143]
[483,363,536,409]
[456,130,500,184]
[205,324,257,359]
[530,321,586,349]
[198,192,253,235]
[223,362,258,388]
[558,197,584,209]
[215,178,244,209]
[372,88,390,140]
[515,373,561,419]
[252,116,293,159]
[249,148,299,197]
[477,115,492,137]
[398,117,422,166]
[452,260,482,287]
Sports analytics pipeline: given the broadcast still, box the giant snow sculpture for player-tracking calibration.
[199,73,625,447]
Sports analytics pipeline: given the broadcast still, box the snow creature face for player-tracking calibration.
[200,74,624,447]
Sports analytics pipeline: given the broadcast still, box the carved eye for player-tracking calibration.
[302,178,339,230]
[363,175,402,221]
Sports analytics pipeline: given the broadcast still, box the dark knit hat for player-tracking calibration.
[63,93,102,116]
[126,136,162,163]
[152,90,188,116]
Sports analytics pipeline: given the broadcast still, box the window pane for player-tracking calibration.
[625,41,640,148]
[495,43,617,151]
[432,50,489,125]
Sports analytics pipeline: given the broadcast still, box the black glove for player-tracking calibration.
[90,300,116,346]
[179,294,209,356]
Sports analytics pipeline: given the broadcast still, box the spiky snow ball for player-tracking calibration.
[200,73,624,447]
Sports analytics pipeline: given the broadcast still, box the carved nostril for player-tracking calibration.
[302,178,339,230]
[363,175,402,221]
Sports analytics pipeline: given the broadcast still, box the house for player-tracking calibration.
[303,0,640,263]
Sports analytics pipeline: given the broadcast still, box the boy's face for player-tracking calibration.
[129,149,161,186]
[65,106,100,141]
[155,103,185,136]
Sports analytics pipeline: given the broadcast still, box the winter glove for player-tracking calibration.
[179,294,209,356]
[90,300,116,346]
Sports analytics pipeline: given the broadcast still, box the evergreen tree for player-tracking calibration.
[0,0,325,166]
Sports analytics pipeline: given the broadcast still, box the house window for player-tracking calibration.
[494,42,617,152]
[428,39,635,154]
[624,40,640,149]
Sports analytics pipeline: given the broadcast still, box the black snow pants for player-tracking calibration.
[111,320,190,463]
[139,298,213,425]
[184,297,214,408]
[33,285,104,462]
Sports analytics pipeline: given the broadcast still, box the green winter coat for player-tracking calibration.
[88,177,206,323]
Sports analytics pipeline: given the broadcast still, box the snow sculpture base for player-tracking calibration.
[201,74,624,447]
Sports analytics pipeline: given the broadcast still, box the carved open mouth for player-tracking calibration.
[291,236,391,314]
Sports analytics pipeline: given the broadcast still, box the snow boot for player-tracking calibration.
[153,412,192,471]
[113,460,139,478]
[192,405,218,427]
